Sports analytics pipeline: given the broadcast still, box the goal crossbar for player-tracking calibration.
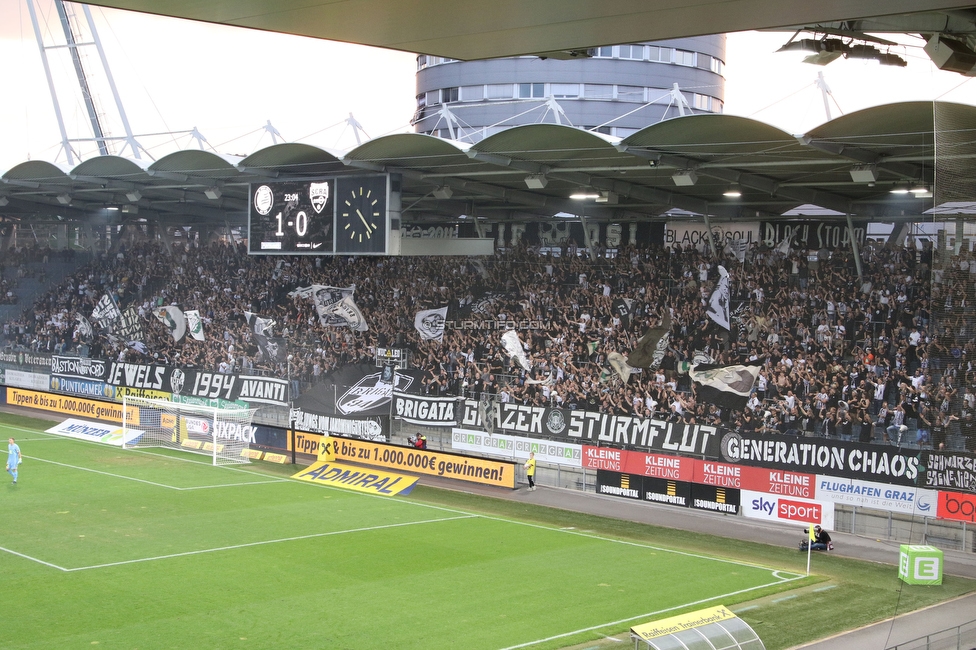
[121,396,258,466]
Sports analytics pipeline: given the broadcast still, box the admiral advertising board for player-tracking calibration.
[461,400,721,456]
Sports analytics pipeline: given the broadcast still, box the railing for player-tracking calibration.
[886,619,976,650]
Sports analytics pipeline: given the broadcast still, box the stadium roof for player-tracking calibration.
[1,102,973,229]
[83,0,976,62]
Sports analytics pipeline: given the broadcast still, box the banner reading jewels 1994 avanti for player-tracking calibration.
[50,357,290,407]
[460,400,721,457]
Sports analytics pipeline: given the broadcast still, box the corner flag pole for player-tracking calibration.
[806,523,816,575]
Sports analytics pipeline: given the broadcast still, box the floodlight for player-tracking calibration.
[56,193,71,205]
[723,183,742,198]
[849,165,877,183]
[524,174,548,189]
[671,170,698,186]
[126,190,142,202]
[432,186,453,199]
[204,187,222,200]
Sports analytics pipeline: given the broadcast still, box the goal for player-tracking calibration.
[121,396,257,466]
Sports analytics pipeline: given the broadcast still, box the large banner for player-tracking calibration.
[328,437,516,488]
[392,393,461,427]
[0,350,54,370]
[100,362,289,407]
[292,365,427,418]
[664,221,760,252]
[740,489,836,530]
[291,410,388,441]
[6,388,130,423]
[595,470,740,514]
[52,355,108,382]
[3,369,50,391]
[920,452,976,494]
[452,428,583,467]
[814,476,937,517]
[460,400,720,457]
[760,219,867,250]
[720,432,920,487]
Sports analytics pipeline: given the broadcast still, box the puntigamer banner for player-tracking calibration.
[460,400,720,456]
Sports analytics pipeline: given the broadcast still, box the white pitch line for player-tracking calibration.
[24,455,288,491]
[64,514,476,572]
[25,455,184,490]
[498,574,805,650]
[179,479,290,490]
[0,545,69,572]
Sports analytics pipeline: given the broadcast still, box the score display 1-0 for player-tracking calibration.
[248,180,335,254]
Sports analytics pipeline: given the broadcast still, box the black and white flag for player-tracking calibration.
[611,298,635,329]
[115,307,144,343]
[91,294,122,329]
[75,315,94,341]
[627,313,671,369]
[245,311,280,362]
[414,307,448,342]
[501,330,531,371]
[689,362,760,410]
[290,284,357,328]
[325,295,369,332]
[706,265,730,331]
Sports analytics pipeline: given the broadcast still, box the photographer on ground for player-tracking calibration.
[799,525,833,552]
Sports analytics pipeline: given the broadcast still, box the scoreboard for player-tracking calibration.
[247,174,390,255]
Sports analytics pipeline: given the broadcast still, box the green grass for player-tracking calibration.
[1,411,973,649]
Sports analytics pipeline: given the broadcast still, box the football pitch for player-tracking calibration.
[0,415,826,649]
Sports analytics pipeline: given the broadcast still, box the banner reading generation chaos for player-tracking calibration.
[327,436,515,488]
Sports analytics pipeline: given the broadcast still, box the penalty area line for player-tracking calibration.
[64,514,477,572]
[498,574,806,650]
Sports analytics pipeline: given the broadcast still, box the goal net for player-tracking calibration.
[121,396,257,466]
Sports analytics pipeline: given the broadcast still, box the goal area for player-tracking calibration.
[121,396,257,466]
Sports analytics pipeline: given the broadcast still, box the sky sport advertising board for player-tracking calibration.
[740,490,836,530]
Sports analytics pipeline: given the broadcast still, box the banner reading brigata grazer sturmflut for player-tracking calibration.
[460,399,721,457]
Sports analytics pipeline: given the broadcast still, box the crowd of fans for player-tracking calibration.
[2,231,975,452]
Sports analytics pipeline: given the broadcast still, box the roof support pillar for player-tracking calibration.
[846,213,863,283]
[702,211,718,261]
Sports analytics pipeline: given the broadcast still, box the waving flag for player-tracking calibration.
[706,265,731,331]
[627,314,671,369]
[153,306,186,342]
[414,307,448,342]
[184,310,205,341]
[689,362,760,410]
[501,330,531,371]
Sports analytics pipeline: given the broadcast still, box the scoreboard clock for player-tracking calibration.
[247,175,389,255]
[335,175,389,254]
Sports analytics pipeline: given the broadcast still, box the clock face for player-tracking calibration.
[335,176,388,254]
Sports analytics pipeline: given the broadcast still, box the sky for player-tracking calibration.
[1,0,975,171]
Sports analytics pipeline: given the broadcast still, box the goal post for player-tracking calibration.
[121,395,257,466]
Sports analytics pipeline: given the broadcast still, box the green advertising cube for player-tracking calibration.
[898,545,943,585]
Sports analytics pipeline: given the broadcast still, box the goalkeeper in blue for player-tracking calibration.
[7,437,20,484]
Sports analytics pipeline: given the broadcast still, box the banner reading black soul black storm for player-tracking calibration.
[392,393,461,427]
[460,399,720,457]
[720,431,920,487]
